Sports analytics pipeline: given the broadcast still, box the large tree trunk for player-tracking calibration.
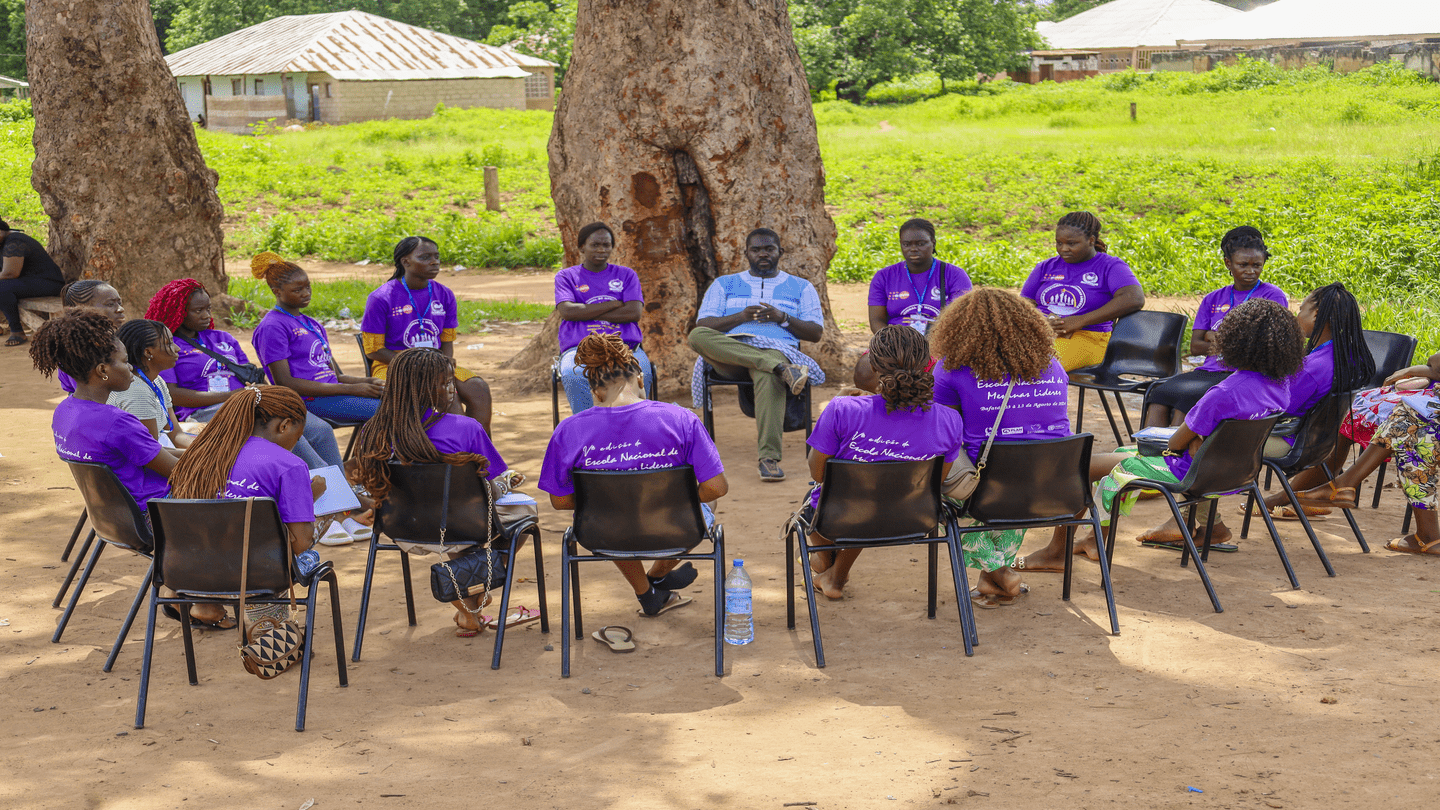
[505,0,853,394]
[26,0,226,311]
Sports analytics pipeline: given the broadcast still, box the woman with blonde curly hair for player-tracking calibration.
[928,288,1072,606]
[806,325,964,599]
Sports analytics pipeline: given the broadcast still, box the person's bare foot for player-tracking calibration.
[453,610,485,637]
[814,568,846,599]
[1020,534,1100,572]
[1136,519,1233,546]
[809,546,835,575]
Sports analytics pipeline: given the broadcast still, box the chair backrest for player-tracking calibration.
[812,457,943,542]
[147,497,292,596]
[1362,330,1418,389]
[354,333,373,376]
[65,461,153,554]
[378,462,496,546]
[1174,416,1280,497]
[1091,310,1189,378]
[1278,390,1348,472]
[573,466,707,555]
[966,435,1094,523]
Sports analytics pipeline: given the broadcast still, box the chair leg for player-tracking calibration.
[1324,461,1369,553]
[342,426,359,461]
[1268,461,1335,577]
[1112,391,1135,442]
[134,585,160,729]
[1088,508,1120,635]
[1240,489,1256,540]
[103,561,154,672]
[1124,487,1222,613]
[325,571,348,687]
[1371,462,1387,509]
[570,556,584,639]
[178,603,199,685]
[490,539,519,671]
[61,508,88,563]
[1250,486,1299,589]
[714,533,726,677]
[1097,390,1124,448]
[926,541,938,619]
[701,381,715,439]
[399,550,416,627]
[945,524,976,656]
[351,534,382,662]
[1403,504,1414,535]
[53,529,96,608]
[560,539,573,678]
[296,587,321,731]
[794,527,826,668]
[530,528,550,634]
[551,371,561,429]
[1061,524,1076,601]
[1074,386,1086,434]
[785,525,796,629]
[53,538,105,643]
[802,384,813,440]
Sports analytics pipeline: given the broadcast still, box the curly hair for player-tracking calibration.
[1057,211,1107,254]
[116,319,169,369]
[352,348,490,504]
[170,386,308,500]
[250,251,304,289]
[574,332,642,391]
[929,287,1055,382]
[1213,298,1304,380]
[60,279,113,307]
[30,308,118,381]
[144,278,208,332]
[870,325,933,412]
[389,236,439,282]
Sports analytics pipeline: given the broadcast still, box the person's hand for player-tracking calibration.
[740,305,767,322]
[350,380,385,397]
[310,475,328,499]
[1384,365,1428,387]
[1049,316,1080,338]
[754,304,786,324]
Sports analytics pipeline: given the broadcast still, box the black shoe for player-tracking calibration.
[777,363,809,395]
[649,562,698,591]
[759,458,785,482]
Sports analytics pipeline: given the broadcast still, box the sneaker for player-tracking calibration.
[318,521,355,546]
[759,458,785,482]
[340,517,372,541]
[777,363,809,395]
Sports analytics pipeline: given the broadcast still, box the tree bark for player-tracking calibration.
[505,0,853,393]
[26,0,226,312]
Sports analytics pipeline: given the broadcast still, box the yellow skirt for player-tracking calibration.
[371,361,478,382]
[363,331,477,381]
[1054,330,1111,372]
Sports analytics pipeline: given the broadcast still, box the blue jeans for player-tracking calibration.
[188,402,342,470]
[558,346,654,415]
[307,395,380,423]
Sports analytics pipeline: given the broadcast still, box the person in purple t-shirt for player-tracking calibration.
[249,252,385,423]
[52,279,127,394]
[1020,211,1145,372]
[540,333,728,617]
[554,222,655,416]
[1145,227,1289,427]
[806,326,963,600]
[361,237,493,431]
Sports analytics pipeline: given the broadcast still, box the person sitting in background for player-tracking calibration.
[1020,211,1144,372]
[540,333,728,617]
[553,222,654,416]
[688,228,825,482]
[0,217,66,346]
[1144,227,1287,428]
[110,319,192,449]
[927,288,1071,604]
[361,236,493,431]
[805,325,964,600]
[52,279,126,393]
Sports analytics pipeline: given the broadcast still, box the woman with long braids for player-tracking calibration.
[49,279,126,393]
[1020,211,1145,372]
[805,325,964,600]
[352,348,515,637]
[109,319,192,448]
[361,237,493,431]
[540,333,727,617]
[928,289,1071,605]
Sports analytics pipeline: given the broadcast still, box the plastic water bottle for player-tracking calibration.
[724,559,754,645]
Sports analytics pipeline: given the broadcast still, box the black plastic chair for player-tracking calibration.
[1069,311,1189,446]
[352,462,548,669]
[561,466,725,677]
[786,458,973,667]
[551,352,658,427]
[60,507,89,563]
[700,360,812,442]
[138,497,347,732]
[54,462,156,673]
[1241,391,1369,569]
[1357,330,1420,509]
[1104,417,1295,614]
[960,434,1119,635]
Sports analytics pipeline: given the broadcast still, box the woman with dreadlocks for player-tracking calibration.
[109,319,192,448]
[1020,211,1145,372]
[352,348,515,636]
[49,279,125,393]
[804,325,964,600]
[361,236,493,431]
[539,333,728,617]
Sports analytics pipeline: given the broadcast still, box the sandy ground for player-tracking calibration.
[2,271,1437,810]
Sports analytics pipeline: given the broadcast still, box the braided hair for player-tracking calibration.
[1056,211,1107,254]
[389,236,439,282]
[145,278,208,332]
[29,309,118,381]
[929,287,1055,382]
[1305,282,1374,393]
[170,386,307,500]
[1213,298,1304,380]
[116,319,170,369]
[1220,226,1268,260]
[352,348,490,504]
[574,332,642,392]
[869,325,933,413]
[250,252,304,289]
[60,279,113,307]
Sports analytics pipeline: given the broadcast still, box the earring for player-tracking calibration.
[100,372,109,381]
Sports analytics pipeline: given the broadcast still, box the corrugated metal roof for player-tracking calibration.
[165,10,555,79]
[1036,0,1243,49]
[0,74,27,88]
[1181,0,1440,44]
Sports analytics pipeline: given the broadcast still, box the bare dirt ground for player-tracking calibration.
[2,270,1436,810]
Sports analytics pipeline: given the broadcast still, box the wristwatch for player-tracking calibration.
[779,314,790,328]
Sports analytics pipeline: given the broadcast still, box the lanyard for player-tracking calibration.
[404,281,434,327]
[1310,339,1333,354]
[906,260,940,314]
[1228,283,1260,310]
[134,368,173,432]
[276,308,329,349]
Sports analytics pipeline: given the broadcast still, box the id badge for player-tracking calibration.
[907,316,928,334]
[207,374,231,393]
[410,337,439,349]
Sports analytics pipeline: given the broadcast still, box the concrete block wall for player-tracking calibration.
[1150,42,1440,80]
[205,95,290,134]
[326,77,526,124]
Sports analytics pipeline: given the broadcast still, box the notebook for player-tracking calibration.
[311,465,363,516]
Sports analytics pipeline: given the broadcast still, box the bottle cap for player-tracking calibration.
[733,559,744,566]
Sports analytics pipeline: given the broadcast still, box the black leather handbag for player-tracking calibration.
[427,465,507,603]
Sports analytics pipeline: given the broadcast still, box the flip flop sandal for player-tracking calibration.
[592,625,636,652]
[5,333,26,346]
[1140,538,1239,553]
[637,592,692,617]
[1384,534,1440,556]
[994,583,1031,606]
[162,604,238,629]
[1296,483,1357,510]
[1238,503,1329,522]
[454,613,493,637]
[486,606,542,629]
[970,593,1002,610]
[1014,556,1065,574]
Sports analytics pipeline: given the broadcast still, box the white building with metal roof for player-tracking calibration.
[1179,0,1440,46]
[164,10,558,132]
[1035,0,1243,72]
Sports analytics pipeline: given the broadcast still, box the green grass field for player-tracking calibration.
[0,58,1436,352]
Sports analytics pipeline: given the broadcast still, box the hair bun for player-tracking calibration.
[250,252,286,279]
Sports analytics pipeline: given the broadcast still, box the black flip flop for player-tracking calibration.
[1140,538,1238,553]
[162,604,238,629]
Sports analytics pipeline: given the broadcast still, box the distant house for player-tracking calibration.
[164,10,559,133]
[0,75,27,99]
[1034,0,1243,73]
[1011,51,1102,84]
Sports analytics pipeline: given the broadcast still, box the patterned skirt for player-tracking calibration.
[1341,383,1438,447]
[1374,400,1440,511]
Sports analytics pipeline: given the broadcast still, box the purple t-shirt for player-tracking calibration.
[867,260,972,332]
[1193,282,1289,372]
[1020,253,1141,334]
[538,400,722,497]
[58,370,76,393]
[933,358,1072,462]
[554,264,645,352]
[1284,342,1334,418]
[252,308,338,386]
[52,397,169,510]
[159,329,252,420]
[1171,369,1290,479]
[424,412,507,480]
[807,394,964,508]
[361,279,460,352]
[221,436,315,524]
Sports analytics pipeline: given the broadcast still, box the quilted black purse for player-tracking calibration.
[428,465,507,604]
